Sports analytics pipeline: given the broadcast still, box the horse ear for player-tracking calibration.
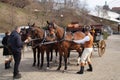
[47,21,50,24]
[28,23,30,26]
[32,23,35,27]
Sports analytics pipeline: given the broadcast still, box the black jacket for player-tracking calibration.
[9,30,23,53]
[2,35,12,55]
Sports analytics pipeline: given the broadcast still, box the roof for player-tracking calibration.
[89,10,120,23]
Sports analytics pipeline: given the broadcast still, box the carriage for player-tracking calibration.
[90,25,106,57]
[67,23,106,57]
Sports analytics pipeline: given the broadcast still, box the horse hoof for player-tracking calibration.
[54,60,58,63]
[68,62,70,65]
[76,63,79,66]
[37,64,39,67]
[32,63,36,67]
[39,67,42,70]
[62,70,67,73]
[56,68,60,71]
[50,59,52,62]
[46,67,50,70]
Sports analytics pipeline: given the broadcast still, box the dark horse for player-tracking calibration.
[47,22,85,71]
[27,23,58,69]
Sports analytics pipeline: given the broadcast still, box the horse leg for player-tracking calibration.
[50,49,53,61]
[64,55,68,71]
[77,47,84,66]
[40,50,44,69]
[55,49,58,63]
[57,53,62,70]
[46,50,50,69]
[77,52,81,66]
[67,50,70,64]
[32,48,36,66]
[37,47,40,67]
[63,50,69,71]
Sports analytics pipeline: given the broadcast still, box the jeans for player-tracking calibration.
[13,52,21,76]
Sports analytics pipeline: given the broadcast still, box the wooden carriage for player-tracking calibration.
[90,25,106,57]
[67,23,106,57]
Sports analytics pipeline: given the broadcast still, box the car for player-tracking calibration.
[0,33,5,48]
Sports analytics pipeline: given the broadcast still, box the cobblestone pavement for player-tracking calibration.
[0,35,120,80]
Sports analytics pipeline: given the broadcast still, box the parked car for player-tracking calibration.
[0,33,5,48]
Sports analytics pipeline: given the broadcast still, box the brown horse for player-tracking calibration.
[47,22,85,71]
[27,23,58,69]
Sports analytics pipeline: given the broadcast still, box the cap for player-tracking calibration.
[84,26,91,32]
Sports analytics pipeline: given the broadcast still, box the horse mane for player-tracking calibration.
[53,23,65,40]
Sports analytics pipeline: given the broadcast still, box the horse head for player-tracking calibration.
[27,23,45,43]
[46,21,65,40]
[20,27,30,42]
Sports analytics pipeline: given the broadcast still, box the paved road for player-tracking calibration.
[0,35,120,80]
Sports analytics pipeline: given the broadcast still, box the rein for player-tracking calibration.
[31,30,58,48]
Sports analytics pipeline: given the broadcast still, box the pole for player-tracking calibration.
[118,23,120,34]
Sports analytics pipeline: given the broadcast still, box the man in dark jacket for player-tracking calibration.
[9,27,29,79]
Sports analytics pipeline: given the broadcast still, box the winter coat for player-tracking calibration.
[9,30,24,53]
[2,35,12,56]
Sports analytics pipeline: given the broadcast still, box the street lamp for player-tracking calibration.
[60,14,64,26]
[118,22,120,34]
[60,14,63,18]
[100,19,103,25]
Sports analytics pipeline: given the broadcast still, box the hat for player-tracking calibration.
[84,26,91,32]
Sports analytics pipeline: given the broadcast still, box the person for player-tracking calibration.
[2,31,12,69]
[8,26,29,79]
[73,27,93,74]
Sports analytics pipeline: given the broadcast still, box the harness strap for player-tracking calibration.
[61,27,66,40]
[71,32,74,40]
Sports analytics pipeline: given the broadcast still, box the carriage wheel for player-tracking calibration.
[98,40,106,57]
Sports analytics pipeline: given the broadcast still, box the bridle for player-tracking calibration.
[29,27,58,48]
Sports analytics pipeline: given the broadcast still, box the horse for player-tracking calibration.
[27,23,58,69]
[47,22,85,71]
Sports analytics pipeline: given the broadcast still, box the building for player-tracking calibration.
[103,1,110,10]
[111,7,120,14]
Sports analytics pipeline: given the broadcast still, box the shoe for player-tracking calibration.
[87,68,92,71]
[5,62,11,69]
[13,73,21,79]
[76,66,84,74]
[87,64,93,72]
[76,71,83,74]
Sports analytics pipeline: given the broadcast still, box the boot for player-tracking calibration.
[5,60,11,69]
[76,66,84,74]
[5,62,9,69]
[13,73,21,79]
[87,64,93,71]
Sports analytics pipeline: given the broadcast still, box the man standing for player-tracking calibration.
[9,27,29,79]
[73,27,93,74]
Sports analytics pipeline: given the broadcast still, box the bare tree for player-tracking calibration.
[0,0,30,8]
[37,0,54,26]
[95,6,102,17]
[80,0,89,25]
[94,5,108,18]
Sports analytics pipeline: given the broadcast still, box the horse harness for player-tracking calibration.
[30,30,58,48]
